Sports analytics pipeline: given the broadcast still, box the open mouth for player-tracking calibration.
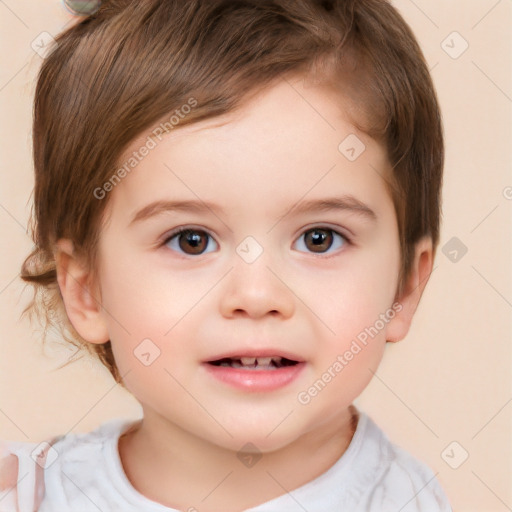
[204,353,305,390]
[207,356,299,371]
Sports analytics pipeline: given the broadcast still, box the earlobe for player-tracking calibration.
[55,239,109,345]
[385,236,434,343]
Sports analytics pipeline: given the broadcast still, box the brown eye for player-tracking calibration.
[165,229,217,255]
[304,229,333,252]
[295,228,348,254]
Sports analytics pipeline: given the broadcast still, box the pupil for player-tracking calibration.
[180,230,207,254]
[306,229,332,252]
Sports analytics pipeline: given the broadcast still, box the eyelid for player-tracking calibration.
[160,225,217,245]
[159,225,220,258]
[157,223,354,257]
[291,225,353,259]
[295,223,353,244]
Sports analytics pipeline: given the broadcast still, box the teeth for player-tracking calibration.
[238,356,284,368]
[211,356,293,369]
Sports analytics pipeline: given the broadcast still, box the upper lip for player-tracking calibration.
[203,348,305,363]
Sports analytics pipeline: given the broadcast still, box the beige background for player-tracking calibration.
[0,1,511,511]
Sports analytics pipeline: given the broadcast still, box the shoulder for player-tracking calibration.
[0,418,136,512]
[349,412,452,512]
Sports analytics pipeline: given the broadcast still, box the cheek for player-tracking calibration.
[302,239,399,378]
[312,259,399,339]
[299,270,392,411]
[98,262,194,400]
[97,247,184,335]
[96,247,210,374]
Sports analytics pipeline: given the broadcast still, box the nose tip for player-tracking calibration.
[219,259,295,320]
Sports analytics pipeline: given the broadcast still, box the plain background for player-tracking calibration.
[0,1,510,511]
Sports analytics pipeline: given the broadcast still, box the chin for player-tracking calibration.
[211,418,310,454]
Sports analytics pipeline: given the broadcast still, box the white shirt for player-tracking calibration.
[0,410,452,512]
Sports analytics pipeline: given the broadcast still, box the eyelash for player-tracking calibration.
[294,227,352,257]
[161,225,352,257]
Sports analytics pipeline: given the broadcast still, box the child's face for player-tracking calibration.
[89,76,406,450]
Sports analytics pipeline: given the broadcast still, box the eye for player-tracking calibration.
[164,228,218,256]
[293,227,349,255]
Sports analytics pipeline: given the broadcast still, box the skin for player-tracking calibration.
[56,74,433,511]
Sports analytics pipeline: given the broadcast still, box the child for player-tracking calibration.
[0,0,451,510]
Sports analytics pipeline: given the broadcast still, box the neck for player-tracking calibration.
[118,405,358,512]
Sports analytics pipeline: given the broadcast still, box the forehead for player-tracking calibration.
[108,76,393,222]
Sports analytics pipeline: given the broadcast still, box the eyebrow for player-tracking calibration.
[130,199,224,225]
[289,196,377,221]
[129,195,377,225]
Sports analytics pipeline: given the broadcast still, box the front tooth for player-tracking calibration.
[240,357,256,366]
[256,357,272,366]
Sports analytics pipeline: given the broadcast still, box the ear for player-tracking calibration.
[54,239,109,345]
[385,236,434,343]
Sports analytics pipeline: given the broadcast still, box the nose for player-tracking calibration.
[219,253,295,320]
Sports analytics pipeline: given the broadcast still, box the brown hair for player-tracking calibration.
[22,0,443,385]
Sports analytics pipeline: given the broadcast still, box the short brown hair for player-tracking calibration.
[22,0,443,385]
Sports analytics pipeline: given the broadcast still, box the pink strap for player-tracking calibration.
[0,434,63,512]
[0,448,20,511]
[32,444,51,511]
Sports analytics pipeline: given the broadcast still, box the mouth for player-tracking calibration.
[207,356,300,371]
[203,352,305,391]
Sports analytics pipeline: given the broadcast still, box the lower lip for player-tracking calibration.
[203,363,306,392]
